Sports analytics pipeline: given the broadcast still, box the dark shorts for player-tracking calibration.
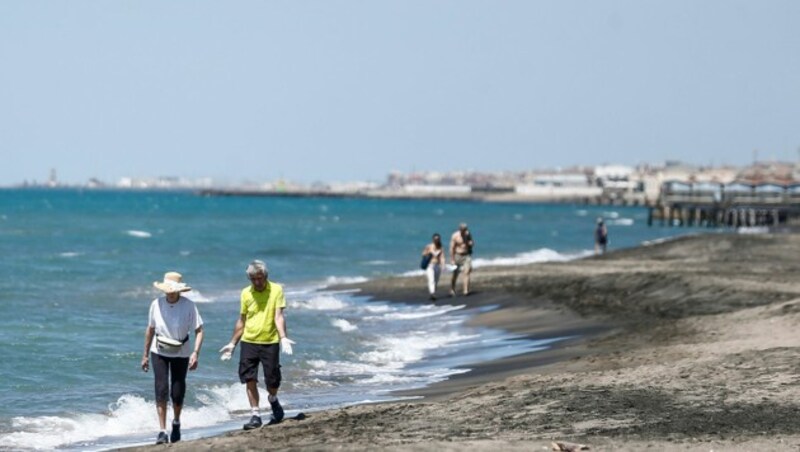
[238,341,281,389]
[151,352,189,404]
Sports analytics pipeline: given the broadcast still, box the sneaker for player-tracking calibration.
[243,415,262,430]
[155,431,168,445]
[170,420,181,443]
[270,398,284,422]
[429,294,436,301]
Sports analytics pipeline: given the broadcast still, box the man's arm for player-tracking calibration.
[229,315,246,345]
[219,315,246,361]
[275,308,287,340]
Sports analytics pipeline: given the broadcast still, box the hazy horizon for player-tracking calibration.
[2,1,799,185]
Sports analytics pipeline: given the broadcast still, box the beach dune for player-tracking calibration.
[124,233,800,451]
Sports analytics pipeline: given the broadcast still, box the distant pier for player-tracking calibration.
[648,181,800,227]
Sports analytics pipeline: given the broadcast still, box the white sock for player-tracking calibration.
[251,407,260,416]
[268,394,277,403]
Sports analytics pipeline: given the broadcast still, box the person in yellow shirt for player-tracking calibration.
[219,260,296,430]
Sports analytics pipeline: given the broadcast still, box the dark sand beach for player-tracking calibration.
[125,232,800,451]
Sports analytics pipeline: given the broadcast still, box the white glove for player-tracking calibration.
[280,337,296,355]
[219,342,236,361]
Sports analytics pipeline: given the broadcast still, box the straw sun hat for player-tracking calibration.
[153,271,192,294]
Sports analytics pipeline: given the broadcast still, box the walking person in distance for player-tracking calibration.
[421,232,445,300]
[449,223,475,296]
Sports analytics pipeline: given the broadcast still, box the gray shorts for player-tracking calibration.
[453,254,472,273]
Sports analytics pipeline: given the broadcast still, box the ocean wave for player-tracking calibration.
[609,218,634,226]
[125,230,151,238]
[185,289,213,303]
[737,226,769,234]
[58,251,83,258]
[359,331,480,367]
[364,304,465,321]
[0,392,232,451]
[290,294,348,310]
[470,248,592,268]
[324,276,369,286]
[331,318,358,332]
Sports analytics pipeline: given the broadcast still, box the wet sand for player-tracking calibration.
[124,232,800,451]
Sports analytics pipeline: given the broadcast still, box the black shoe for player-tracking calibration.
[170,420,181,443]
[155,431,168,445]
[243,415,262,430]
[270,399,284,422]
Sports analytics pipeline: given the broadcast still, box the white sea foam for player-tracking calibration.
[609,218,634,226]
[364,260,392,266]
[59,251,83,258]
[364,304,465,321]
[0,392,234,451]
[332,318,358,332]
[324,276,369,286]
[400,269,425,277]
[362,304,393,314]
[307,329,479,384]
[290,294,348,310]
[576,209,588,216]
[185,289,212,303]
[356,331,482,378]
[125,230,151,238]
[738,226,769,234]
[470,248,591,268]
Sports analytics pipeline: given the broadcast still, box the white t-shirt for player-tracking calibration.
[148,296,203,358]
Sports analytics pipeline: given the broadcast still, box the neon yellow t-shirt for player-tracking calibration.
[240,281,286,344]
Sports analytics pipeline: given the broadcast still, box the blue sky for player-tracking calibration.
[1,1,799,185]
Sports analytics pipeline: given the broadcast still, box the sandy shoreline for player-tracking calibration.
[122,232,800,451]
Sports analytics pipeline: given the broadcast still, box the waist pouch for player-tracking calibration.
[156,334,189,353]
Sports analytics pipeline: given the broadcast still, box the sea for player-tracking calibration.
[0,188,693,451]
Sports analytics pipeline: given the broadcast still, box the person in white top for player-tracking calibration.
[421,233,446,300]
[141,272,204,445]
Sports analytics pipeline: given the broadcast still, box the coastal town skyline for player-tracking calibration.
[2,2,799,187]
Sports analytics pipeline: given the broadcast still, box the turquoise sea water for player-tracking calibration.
[0,189,690,450]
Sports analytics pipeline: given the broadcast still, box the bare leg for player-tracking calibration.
[246,380,260,409]
[463,271,471,295]
[156,401,167,431]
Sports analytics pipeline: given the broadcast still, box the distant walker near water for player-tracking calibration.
[421,233,445,300]
[450,223,475,296]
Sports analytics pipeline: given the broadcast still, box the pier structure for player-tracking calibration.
[648,181,800,227]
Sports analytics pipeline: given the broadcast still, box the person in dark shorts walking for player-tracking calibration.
[219,260,296,430]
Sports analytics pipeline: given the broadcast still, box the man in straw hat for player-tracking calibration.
[141,271,204,445]
[219,259,296,430]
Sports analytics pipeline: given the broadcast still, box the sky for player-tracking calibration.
[1,1,799,186]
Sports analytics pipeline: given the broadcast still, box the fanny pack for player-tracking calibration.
[156,334,189,353]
